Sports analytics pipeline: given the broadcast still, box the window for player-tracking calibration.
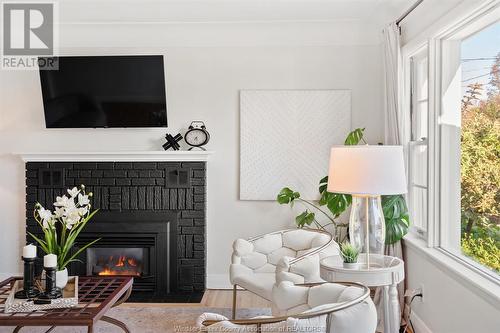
[408,48,429,237]
[458,23,499,274]
[438,21,500,277]
[407,13,500,279]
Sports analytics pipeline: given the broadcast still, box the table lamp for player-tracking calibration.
[327,145,407,268]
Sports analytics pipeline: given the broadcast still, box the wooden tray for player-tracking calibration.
[4,276,78,313]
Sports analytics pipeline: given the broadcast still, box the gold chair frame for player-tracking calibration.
[231,228,336,319]
[207,281,370,330]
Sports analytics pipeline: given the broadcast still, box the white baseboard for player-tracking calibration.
[411,311,433,333]
[207,274,232,289]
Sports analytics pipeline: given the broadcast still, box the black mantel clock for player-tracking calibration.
[184,121,210,150]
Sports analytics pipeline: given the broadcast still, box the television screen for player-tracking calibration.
[39,55,167,128]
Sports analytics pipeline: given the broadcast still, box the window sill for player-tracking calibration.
[403,234,500,308]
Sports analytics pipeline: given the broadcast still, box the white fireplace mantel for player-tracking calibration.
[15,151,214,162]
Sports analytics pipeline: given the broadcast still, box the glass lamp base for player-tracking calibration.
[349,195,385,256]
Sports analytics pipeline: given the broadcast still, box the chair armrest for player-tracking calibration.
[232,238,255,263]
[288,231,338,265]
[199,282,370,327]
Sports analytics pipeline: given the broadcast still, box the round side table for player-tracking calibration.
[320,254,404,333]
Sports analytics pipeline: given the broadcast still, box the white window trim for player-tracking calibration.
[407,46,429,238]
[402,0,500,301]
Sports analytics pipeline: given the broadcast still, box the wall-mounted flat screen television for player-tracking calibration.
[39,55,167,128]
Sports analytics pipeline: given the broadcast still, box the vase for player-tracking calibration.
[349,195,385,257]
[343,262,361,269]
[56,268,68,289]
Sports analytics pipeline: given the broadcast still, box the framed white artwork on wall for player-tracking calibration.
[240,89,351,200]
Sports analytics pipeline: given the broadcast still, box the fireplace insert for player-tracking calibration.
[87,247,148,277]
[68,211,178,302]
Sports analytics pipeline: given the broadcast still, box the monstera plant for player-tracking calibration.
[277,128,410,245]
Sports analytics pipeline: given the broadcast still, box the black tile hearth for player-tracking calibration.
[25,161,206,302]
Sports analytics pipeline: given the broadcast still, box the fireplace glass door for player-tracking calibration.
[87,248,149,277]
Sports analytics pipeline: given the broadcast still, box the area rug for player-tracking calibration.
[0,307,271,333]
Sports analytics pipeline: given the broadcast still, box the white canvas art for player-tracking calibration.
[240,90,351,200]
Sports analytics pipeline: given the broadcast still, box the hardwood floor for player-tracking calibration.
[124,289,272,308]
[202,289,271,308]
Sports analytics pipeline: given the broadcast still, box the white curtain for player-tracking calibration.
[383,22,403,145]
[375,22,407,332]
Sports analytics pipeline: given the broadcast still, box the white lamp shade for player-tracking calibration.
[327,145,407,195]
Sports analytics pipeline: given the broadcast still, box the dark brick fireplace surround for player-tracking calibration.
[25,160,206,302]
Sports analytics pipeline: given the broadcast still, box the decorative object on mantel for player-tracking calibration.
[277,128,410,249]
[184,121,210,150]
[5,276,78,313]
[340,241,360,269]
[14,245,40,299]
[240,89,351,200]
[28,185,100,289]
[163,132,183,150]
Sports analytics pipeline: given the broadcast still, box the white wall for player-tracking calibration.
[405,243,500,333]
[0,18,384,285]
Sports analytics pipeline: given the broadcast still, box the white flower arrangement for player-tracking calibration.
[29,185,100,270]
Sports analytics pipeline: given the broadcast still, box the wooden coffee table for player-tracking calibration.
[0,276,133,333]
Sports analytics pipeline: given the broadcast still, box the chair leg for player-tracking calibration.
[232,284,237,319]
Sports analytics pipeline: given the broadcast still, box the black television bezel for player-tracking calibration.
[39,55,168,129]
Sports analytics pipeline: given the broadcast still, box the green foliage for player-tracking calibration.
[318,176,352,218]
[344,128,366,145]
[340,242,360,263]
[277,187,300,205]
[461,97,499,221]
[460,54,500,273]
[462,236,500,273]
[382,195,410,245]
[276,127,410,245]
[296,210,315,228]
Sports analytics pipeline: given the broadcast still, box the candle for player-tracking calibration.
[43,254,57,268]
[23,244,36,258]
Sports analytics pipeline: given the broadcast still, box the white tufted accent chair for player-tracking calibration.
[230,229,339,318]
[197,282,377,333]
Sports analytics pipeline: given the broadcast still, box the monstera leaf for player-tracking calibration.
[382,195,410,244]
[296,210,315,228]
[317,128,366,217]
[318,176,352,218]
[277,187,300,205]
[344,128,366,145]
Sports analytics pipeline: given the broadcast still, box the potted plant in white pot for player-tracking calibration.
[340,242,360,269]
[29,185,99,289]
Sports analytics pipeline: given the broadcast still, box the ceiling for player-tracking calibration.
[59,0,414,26]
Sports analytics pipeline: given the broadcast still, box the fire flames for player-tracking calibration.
[97,255,141,277]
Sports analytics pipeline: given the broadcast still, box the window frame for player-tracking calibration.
[407,46,429,239]
[403,1,500,285]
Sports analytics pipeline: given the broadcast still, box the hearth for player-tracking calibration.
[24,160,207,303]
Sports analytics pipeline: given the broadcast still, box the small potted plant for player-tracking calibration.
[340,242,360,269]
